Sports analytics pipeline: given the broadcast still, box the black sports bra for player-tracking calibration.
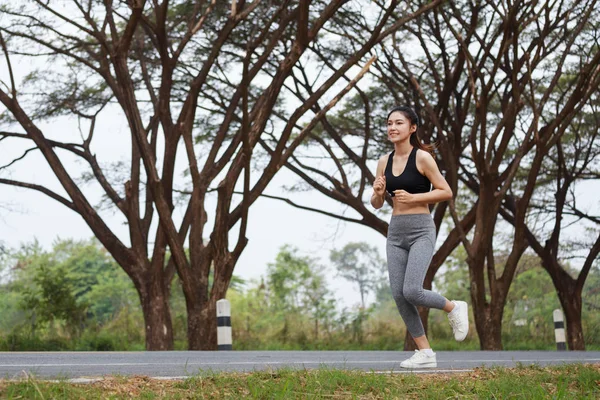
[384,147,431,196]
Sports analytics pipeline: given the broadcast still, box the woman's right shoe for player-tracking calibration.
[400,350,437,369]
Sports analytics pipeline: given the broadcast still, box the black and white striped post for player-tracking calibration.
[553,308,566,351]
[217,299,232,350]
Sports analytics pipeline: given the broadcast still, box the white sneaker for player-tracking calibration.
[448,300,469,341]
[400,350,437,369]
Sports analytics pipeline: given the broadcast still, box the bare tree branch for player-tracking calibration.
[0,178,75,211]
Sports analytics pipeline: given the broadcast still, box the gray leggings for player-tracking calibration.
[386,214,446,338]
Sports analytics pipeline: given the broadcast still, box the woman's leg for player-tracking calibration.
[401,237,447,352]
[388,216,440,369]
[413,334,431,349]
[387,241,429,339]
[402,238,447,311]
[403,237,469,342]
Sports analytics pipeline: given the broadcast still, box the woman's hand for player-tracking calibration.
[373,175,386,197]
[371,158,387,209]
[393,189,415,204]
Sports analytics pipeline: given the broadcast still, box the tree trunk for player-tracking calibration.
[542,259,586,350]
[139,279,174,350]
[557,288,585,350]
[468,187,506,351]
[472,303,503,350]
[478,320,503,350]
[187,298,217,350]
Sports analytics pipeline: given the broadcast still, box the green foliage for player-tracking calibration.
[230,241,600,351]
[21,68,112,120]
[432,248,600,349]
[0,238,598,351]
[0,239,144,350]
[266,246,312,311]
[12,239,140,331]
[309,85,395,158]
[264,246,337,343]
[330,242,387,308]
[20,261,87,337]
[0,244,28,333]
[231,244,400,350]
[583,265,600,346]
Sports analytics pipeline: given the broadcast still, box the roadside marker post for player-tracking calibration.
[553,309,566,351]
[217,299,232,350]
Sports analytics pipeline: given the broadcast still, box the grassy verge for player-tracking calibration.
[0,364,598,399]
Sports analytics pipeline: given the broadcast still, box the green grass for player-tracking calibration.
[0,364,598,399]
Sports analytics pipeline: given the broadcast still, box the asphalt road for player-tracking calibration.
[1,351,599,380]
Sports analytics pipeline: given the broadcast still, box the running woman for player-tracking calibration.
[371,106,469,369]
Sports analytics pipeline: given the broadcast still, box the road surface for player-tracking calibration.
[1,351,599,380]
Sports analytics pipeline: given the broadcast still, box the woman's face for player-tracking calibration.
[387,111,416,143]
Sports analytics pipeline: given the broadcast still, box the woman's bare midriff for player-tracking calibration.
[392,201,430,216]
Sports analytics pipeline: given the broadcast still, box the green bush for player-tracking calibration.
[0,333,70,351]
[76,333,118,351]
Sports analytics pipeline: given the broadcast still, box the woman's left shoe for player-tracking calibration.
[448,300,469,341]
[400,350,437,369]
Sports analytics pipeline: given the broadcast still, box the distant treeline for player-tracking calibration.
[1,239,598,351]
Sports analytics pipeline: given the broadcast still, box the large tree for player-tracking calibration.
[0,0,442,349]
[500,100,600,349]
[264,0,600,350]
[384,0,600,350]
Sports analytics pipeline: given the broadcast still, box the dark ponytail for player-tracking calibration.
[387,106,436,156]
